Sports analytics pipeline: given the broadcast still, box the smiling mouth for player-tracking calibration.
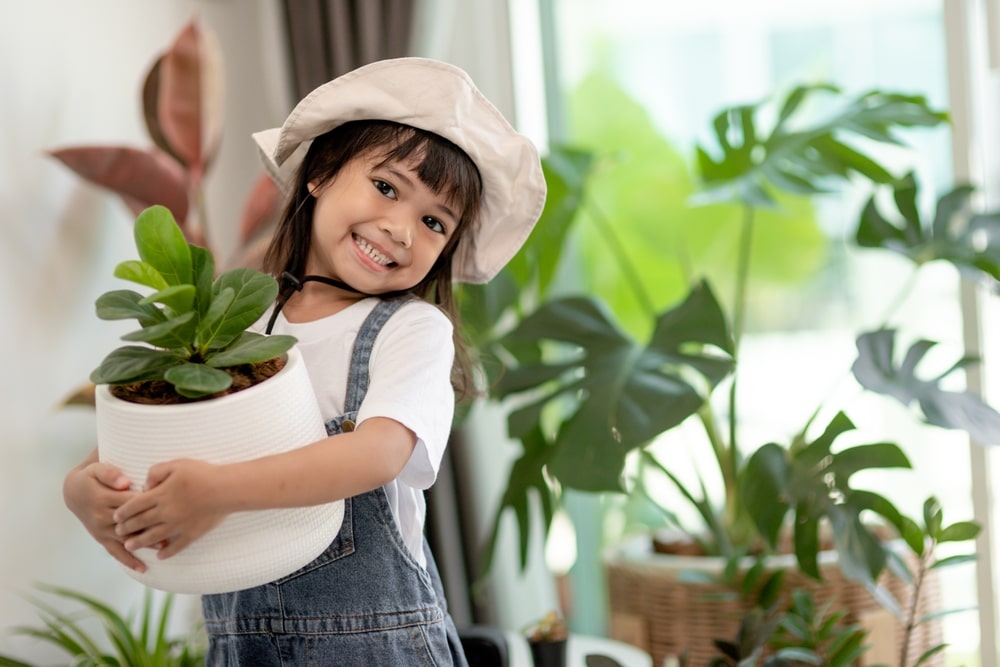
[354,234,396,267]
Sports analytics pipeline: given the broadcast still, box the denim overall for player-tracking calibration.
[202,298,469,666]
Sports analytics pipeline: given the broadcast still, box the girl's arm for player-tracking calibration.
[112,416,416,559]
[63,448,146,572]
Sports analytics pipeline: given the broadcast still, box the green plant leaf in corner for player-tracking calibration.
[202,268,280,350]
[164,362,233,398]
[852,329,1000,444]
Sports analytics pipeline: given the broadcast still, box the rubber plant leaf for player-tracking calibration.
[855,174,1000,289]
[47,146,189,223]
[153,18,224,186]
[495,279,733,492]
[852,328,1000,444]
[695,85,946,209]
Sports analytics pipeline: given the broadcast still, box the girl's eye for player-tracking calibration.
[373,180,397,199]
[423,216,446,234]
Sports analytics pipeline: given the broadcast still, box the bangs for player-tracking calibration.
[375,128,483,228]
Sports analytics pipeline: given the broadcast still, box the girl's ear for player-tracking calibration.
[307,179,322,197]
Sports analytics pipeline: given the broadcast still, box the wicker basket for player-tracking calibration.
[606,537,942,667]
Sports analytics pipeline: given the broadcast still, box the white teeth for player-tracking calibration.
[355,236,393,266]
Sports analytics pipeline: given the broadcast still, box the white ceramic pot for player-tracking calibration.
[95,346,343,595]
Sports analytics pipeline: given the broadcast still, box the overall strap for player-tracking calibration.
[343,297,412,413]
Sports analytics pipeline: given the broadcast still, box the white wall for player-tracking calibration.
[0,1,288,660]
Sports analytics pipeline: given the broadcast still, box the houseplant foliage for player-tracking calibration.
[475,81,999,601]
[90,204,295,400]
[54,18,282,408]
[0,585,204,667]
[50,18,280,293]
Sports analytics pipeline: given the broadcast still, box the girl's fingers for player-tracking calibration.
[102,539,147,573]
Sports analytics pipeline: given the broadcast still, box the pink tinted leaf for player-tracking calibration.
[157,19,225,184]
[142,56,186,166]
[239,174,282,243]
[49,146,190,224]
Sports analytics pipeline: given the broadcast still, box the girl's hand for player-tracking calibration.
[113,458,229,559]
[63,457,146,573]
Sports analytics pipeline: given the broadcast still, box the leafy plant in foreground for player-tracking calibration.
[90,205,295,400]
[0,585,203,667]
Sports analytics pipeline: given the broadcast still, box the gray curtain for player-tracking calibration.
[277,0,477,627]
[281,0,416,99]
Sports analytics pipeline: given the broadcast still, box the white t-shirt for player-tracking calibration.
[258,298,456,567]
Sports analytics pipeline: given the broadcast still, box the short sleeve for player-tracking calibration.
[356,301,455,489]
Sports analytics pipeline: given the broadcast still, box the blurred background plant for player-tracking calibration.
[0,586,204,667]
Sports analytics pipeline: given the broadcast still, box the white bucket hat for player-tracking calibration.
[253,57,547,284]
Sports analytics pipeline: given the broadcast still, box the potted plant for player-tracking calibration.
[525,610,570,667]
[91,204,341,595]
[466,83,996,664]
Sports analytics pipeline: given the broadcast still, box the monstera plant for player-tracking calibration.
[471,82,998,600]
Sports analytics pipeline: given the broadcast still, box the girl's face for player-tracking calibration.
[306,151,459,295]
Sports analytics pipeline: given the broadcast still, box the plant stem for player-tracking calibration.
[874,266,921,330]
[727,203,757,480]
[900,543,932,667]
[583,199,657,318]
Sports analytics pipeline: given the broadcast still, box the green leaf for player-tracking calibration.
[505,147,594,295]
[855,175,1000,288]
[133,205,193,287]
[139,284,196,314]
[95,289,166,325]
[913,644,948,667]
[205,333,296,368]
[202,268,280,350]
[828,505,885,584]
[494,283,732,492]
[852,329,1000,444]
[114,259,168,291]
[190,244,215,317]
[938,520,981,543]
[696,86,946,208]
[164,363,233,398]
[741,443,790,547]
[826,442,910,481]
[90,346,184,385]
[931,553,978,570]
[120,311,197,350]
[480,426,558,576]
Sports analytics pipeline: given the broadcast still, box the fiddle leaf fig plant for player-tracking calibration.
[90,205,295,400]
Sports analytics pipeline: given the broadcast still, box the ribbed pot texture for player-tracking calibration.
[96,346,343,594]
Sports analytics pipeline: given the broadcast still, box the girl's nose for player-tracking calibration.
[381,218,412,248]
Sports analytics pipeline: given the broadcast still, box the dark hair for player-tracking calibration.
[262,119,483,400]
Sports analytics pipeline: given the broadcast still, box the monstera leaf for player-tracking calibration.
[494,279,734,493]
[696,85,946,208]
[852,329,1000,445]
[856,174,1000,289]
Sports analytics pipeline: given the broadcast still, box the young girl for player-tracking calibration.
[62,57,546,665]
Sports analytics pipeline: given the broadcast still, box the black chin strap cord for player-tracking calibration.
[265,272,364,334]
